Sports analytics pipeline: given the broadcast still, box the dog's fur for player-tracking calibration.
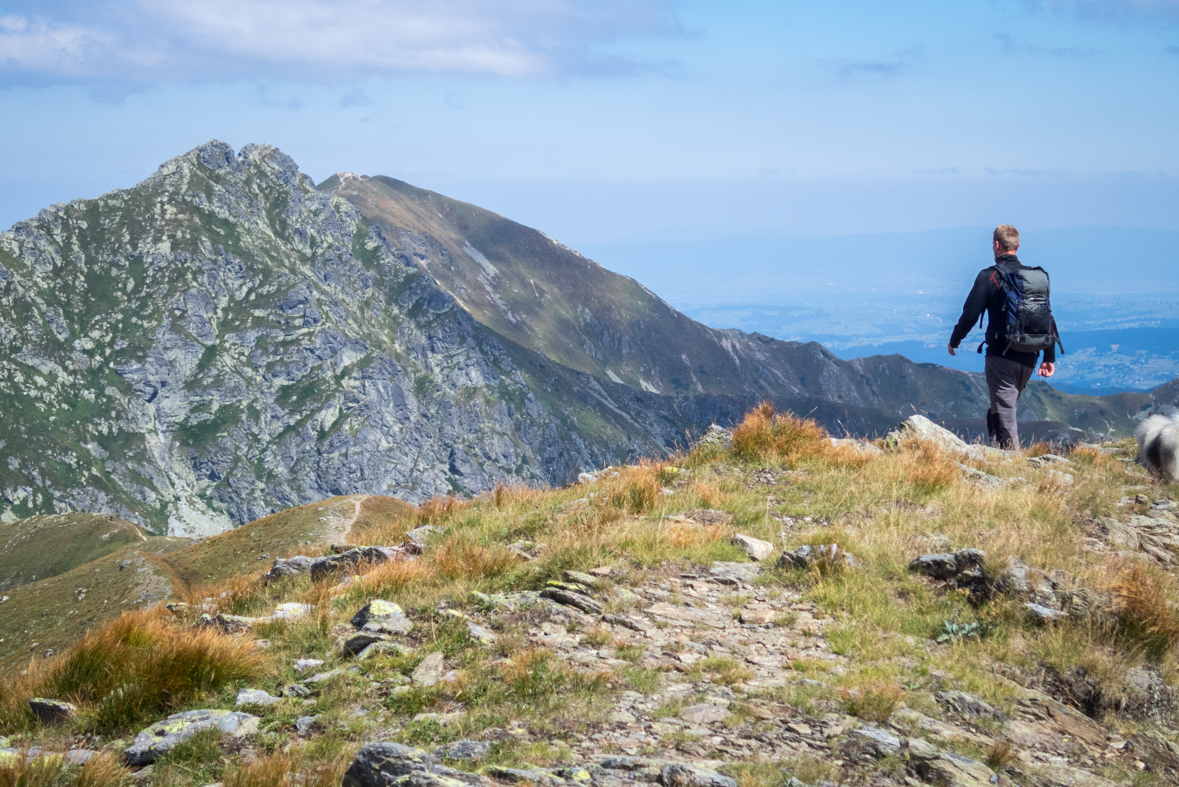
[1135,412,1179,483]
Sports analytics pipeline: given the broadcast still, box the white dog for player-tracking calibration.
[1135,412,1179,483]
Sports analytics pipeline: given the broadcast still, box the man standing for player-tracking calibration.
[948,225,1059,450]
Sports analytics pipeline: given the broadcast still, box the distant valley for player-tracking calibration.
[583,230,1179,393]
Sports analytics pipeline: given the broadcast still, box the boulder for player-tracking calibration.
[351,599,413,635]
[343,632,390,657]
[844,725,902,759]
[732,534,775,562]
[910,749,997,787]
[908,548,986,580]
[264,555,316,583]
[694,424,733,450]
[412,652,445,686]
[124,709,258,766]
[28,698,76,725]
[540,587,603,615]
[887,415,973,456]
[294,658,325,672]
[778,543,857,571]
[310,547,391,582]
[659,764,738,787]
[1026,603,1068,623]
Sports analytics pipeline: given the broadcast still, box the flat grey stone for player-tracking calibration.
[659,763,738,787]
[124,709,259,766]
[235,689,280,707]
[846,725,902,758]
[295,715,319,734]
[679,703,728,724]
[294,659,324,672]
[732,533,775,561]
[709,562,761,585]
[412,652,445,686]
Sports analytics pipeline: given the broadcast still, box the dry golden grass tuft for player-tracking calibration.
[352,557,433,598]
[603,464,663,514]
[221,748,352,787]
[891,439,960,494]
[434,534,521,580]
[841,680,905,723]
[0,750,132,787]
[0,607,264,734]
[1111,564,1179,660]
[417,495,471,525]
[731,402,829,464]
[693,482,721,508]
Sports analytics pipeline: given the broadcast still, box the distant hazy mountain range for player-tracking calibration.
[1,142,1175,534]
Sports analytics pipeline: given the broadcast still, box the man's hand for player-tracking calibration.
[1039,362,1055,378]
[947,342,957,357]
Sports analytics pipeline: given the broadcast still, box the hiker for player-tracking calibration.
[947,225,1061,450]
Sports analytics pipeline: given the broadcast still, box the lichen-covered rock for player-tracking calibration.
[28,698,76,725]
[124,709,258,765]
[342,741,488,787]
[659,764,738,787]
[351,599,412,634]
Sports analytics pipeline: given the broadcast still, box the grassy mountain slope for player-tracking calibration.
[0,494,415,670]
[2,408,1179,786]
[0,513,153,591]
[323,173,1175,440]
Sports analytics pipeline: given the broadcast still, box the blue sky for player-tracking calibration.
[1,0,1178,245]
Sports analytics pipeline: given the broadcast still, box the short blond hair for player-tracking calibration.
[994,225,1020,251]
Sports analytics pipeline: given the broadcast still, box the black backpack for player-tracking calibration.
[978,261,1064,355]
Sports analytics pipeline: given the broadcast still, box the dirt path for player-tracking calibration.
[336,494,370,543]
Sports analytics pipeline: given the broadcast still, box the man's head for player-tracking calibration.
[993,225,1020,258]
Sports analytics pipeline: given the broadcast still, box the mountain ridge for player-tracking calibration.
[1,140,1176,536]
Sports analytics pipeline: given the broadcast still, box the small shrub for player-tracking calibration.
[731,402,828,464]
[985,738,1016,772]
[1111,564,1179,661]
[352,558,432,599]
[0,607,264,734]
[842,681,904,723]
[606,468,661,514]
[582,628,614,648]
[699,656,754,686]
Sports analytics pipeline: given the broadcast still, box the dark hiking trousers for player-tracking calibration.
[985,356,1034,450]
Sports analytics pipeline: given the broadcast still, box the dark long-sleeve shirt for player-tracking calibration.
[949,254,1057,369]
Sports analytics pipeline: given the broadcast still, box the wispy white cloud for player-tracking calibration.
[1026,0,1179,24]
[0,0,682,86]
[994,32,1102,57]
[827,47,923,78]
